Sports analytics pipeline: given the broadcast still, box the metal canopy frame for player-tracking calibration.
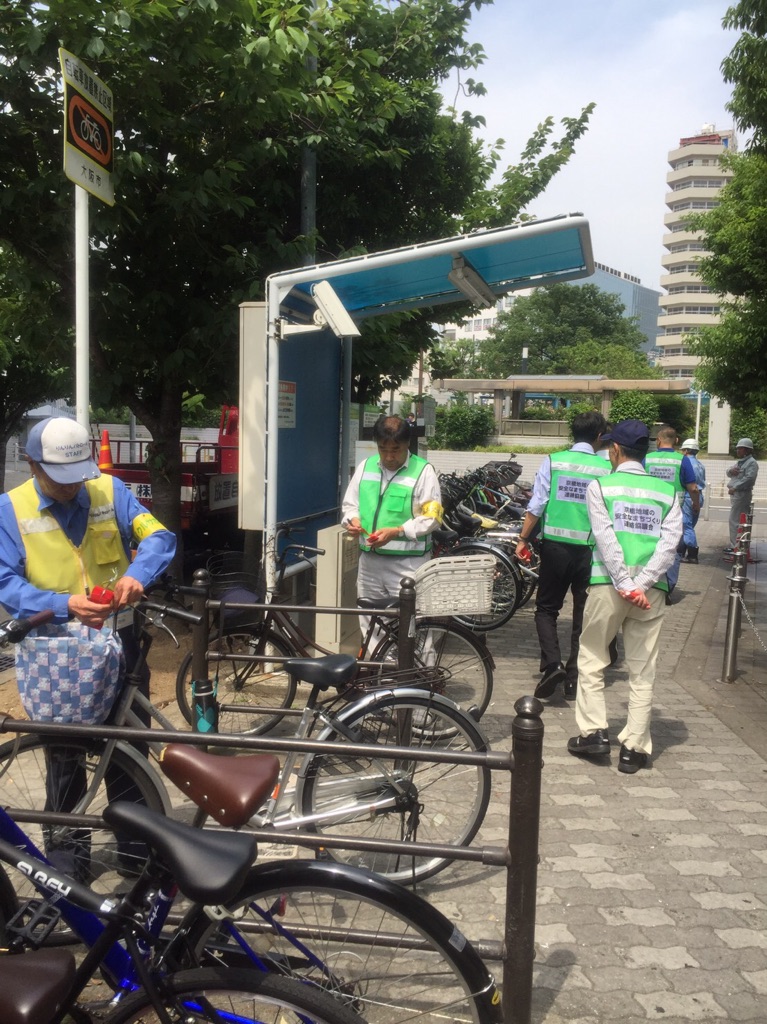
[258,214,594,587]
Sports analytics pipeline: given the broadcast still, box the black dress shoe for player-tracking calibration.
[563,679,577,700]
[567,729,610,757]
[618,744,648,774]
[535,662,565,699]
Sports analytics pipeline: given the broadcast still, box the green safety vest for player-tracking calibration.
[541,450,612,545]
[645,449,685,504]
[590,470,677,592]
[358,454,432,557]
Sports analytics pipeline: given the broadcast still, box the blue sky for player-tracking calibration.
[447,1,737,291]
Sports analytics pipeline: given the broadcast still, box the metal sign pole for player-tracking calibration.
[75,187,90,430]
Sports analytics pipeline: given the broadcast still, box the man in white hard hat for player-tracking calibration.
[725,438,759,553]
[679,439,706,563]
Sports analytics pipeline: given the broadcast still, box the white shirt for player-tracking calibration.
[585,460,682,592]
[527,442,598,518]
[342,453,442,542]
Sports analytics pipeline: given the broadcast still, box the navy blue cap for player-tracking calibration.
[600,419,650,451]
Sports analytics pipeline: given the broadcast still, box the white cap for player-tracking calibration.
[736,437,754,450]
[26,417,100,485]
[681,438,699,451]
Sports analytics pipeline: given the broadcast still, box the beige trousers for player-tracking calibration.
[574,585,667,754]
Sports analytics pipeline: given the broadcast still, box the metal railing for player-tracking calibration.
[0,572,546,1024]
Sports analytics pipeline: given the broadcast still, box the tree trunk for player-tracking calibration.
[135,384,185,581]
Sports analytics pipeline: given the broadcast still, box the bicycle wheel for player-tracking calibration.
[0,736,167,908]
[298,690,490,884]
[107,966,368,1023]
[451,542,522,631]
[182,860,503,1024]
[371,617,494,716]
[176,628,297,735]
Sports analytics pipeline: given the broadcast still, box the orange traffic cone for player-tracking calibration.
[98,429,114,471]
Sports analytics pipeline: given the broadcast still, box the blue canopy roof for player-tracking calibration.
[268,213,594,323]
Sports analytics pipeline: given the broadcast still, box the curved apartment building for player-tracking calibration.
[657,127,735,378]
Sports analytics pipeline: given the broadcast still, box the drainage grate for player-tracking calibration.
[0,654,14,672]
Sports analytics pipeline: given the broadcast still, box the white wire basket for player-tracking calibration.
[413,554,495,616]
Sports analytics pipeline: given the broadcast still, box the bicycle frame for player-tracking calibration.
[0,804,177,992]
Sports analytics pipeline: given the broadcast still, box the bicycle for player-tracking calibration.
[0,798,369,1024]
[0,595,491,886]
[174,542,495,735]
[0,735,503,1023]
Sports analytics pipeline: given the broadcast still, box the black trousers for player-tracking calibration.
[534,540,592,681]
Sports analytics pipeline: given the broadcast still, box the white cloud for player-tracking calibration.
[450,1,737,290]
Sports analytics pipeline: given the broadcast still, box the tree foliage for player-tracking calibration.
[0,0,593,548]
[432,402,495,450]
[608,391,659,428]
[478,283,651,378]
[686,3,767,407]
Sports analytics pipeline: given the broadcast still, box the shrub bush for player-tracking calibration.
[432,403,496,450]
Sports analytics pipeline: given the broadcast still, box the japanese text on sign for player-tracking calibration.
[613,501,661,537]
[278,381,296,428]
[555,475,590,504]
[648,465,676,483]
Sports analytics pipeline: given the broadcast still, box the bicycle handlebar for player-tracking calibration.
[139,598,203,626]
[0,610,56,648]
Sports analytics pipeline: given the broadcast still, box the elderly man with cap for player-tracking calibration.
[0,416,175,631]
[0,416,176,875]
[679,439,706,563]
[725,438,759,553]
[567,419,681,774]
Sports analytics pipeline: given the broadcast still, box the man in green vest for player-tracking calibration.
[514,410,609,701]
[342,414,442,645]
[645,424,699,600]
[567,419,682,774]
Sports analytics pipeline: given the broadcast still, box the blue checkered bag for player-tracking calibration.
[15,622,125,724]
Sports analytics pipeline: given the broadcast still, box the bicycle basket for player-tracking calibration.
[413,554,495,616]
[206,552,264,627]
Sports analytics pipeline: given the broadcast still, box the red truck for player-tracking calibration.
[94,406,241,549]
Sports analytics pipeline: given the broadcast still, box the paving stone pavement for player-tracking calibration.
[418,518,767,1024]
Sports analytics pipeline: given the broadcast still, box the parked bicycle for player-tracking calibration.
[0,799,369,1024]
[0,735,503,1023]
[0,593,491,886]
[174,542,495,734]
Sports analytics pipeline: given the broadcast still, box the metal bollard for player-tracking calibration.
[721,548,748,683]
[397,575,417,673]
[503,695,544,1024]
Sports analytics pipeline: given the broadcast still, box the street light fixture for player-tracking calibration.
[448,255,497,307]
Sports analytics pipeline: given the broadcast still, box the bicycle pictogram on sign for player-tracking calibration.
[66,90,112,170]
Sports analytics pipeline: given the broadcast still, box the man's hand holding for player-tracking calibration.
[68,593,113,628]
[618,588,651,610]
[367,527,403,549]
[515,539,532,562]
[113,576,144,609]
[345,518,365,537]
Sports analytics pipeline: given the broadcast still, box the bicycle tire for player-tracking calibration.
[370,617,494,716]
[175,627,297,735]
[0,736,167,932]
[450,541,522,631]
[182,859,503,1024]
[106,966,368,1023]
[297,690,491,884]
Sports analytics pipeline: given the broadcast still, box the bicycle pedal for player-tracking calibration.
[6,898,63,948]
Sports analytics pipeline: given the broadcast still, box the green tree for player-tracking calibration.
[432,403,495,450]
[685,3,767,407]
[478,283,649,378]
[0,0,593,548]
[608,391,659,428]
[428,337,484,380]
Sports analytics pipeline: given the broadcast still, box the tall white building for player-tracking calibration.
[657,126,735,377]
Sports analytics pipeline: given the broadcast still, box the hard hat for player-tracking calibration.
[736,437,754,449]
[681,438,699,451]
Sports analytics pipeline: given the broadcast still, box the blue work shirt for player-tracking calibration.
[0,476,176,622]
